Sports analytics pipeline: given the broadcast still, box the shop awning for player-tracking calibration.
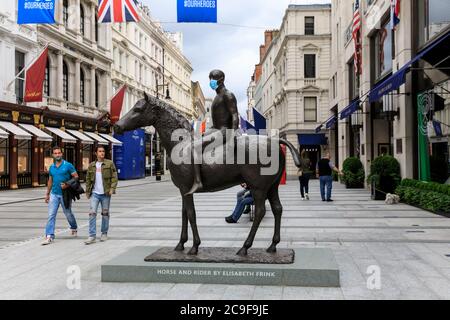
[18,124,53,142]
[0,121,32,140]
[99,133,123,146]
[340,99,360,120]
[0,127,9,139]
[369,31,450,103]
[66,129,95,145]
[45,127,77,144]
[326,115,337,129]
[84,132,109,145]
[298,134,328,146]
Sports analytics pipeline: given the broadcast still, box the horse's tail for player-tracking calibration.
[279,139,301,168]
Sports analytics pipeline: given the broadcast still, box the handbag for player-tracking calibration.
[297,169,303,177]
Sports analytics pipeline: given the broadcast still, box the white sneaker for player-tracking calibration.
[305,194,310,200]
[84,237,96,245]
[100,234,108,242]
[301,197,306,201]
[41,237,53,246]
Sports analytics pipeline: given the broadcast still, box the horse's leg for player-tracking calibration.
[267,186,282,253]
[174,193,188,251]
[183,194,201,255]
[237,190,266,256]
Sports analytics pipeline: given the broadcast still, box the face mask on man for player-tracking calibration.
[210,79,219,90]
[53,156,62,162]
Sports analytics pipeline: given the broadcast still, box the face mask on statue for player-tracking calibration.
[210,79,219,90]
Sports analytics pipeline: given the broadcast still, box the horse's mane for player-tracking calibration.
[147,96,193,132]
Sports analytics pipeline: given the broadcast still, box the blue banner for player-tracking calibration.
[433,121,443,137]
[17,0,56,24]
[177,0,217,23]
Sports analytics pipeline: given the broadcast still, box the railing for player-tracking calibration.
[304,79,316,86]
[17,173,32,188]
[0,175,9,190]
[39,173,49,186]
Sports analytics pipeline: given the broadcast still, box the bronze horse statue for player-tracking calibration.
[114,94,301,256]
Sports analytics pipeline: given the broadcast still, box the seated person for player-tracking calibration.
[236,184,251,214]
[226,184,254,224]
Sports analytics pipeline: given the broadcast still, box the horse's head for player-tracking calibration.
[114,92,156,135]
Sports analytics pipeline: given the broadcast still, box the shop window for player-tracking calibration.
[44,147,53,172]
[0,140,8,175]
[18,140,31,174]
[82,145,92,171]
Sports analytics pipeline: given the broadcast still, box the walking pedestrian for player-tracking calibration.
[298,150,313,200]
[316,152,343,202]
[84,145,118,245]
[42,146,79,245]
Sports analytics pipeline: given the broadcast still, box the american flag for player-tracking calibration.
[98,0,140,23]
[391,0,401,30]
[352,0,362,75]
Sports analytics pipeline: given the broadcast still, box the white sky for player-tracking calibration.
[142,0,331,118]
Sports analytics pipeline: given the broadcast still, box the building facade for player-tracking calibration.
[253,5,332,178]
[329,0,450,183]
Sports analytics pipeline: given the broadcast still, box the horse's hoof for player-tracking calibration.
[266,245,277,253]
[174,243,185,252]
[237,248,248,256]
[188,247,198,255]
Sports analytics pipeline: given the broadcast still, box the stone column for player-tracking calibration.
[90,66,96,107]
[91,3,97,43]
[75,59,81,104]
[57,51,64,100]
[72,0,80,35]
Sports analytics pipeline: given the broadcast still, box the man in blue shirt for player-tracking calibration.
[42,146,79,245]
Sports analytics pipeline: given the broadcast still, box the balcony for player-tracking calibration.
[304,79,317,86]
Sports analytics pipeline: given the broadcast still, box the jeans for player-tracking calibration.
[45,193,78,238]
[231,195,254,222]
[299,173,311,198]
[88,193,111,238]
[319,175,333,201]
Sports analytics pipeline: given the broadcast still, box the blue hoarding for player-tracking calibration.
[177,0,217,23]
[113,129,145,180]
[17,0,56,25]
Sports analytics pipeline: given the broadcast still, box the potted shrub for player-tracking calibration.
[341,157,365,188]
[367,155,401,200]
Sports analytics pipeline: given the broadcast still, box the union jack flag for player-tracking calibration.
[98,0,140,23]
[391,0,401,30]
[352,0,362,75]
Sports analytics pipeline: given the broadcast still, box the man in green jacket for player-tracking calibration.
[84,145,118,245]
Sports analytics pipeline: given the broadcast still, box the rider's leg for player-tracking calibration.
[185,138,204,195]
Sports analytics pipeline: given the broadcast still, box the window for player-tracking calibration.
[63,0,68,27]
[304,97,317,122]
[0,140,8,175]
[44,59,50,96]
[418,0,450,45]
[349,59,360,100]
[375,21,392,78]
[62,62,69,101]
[95,74,99,108]
[80,5,85,36]
[305,16,315,35]
[15,50,25,104]
[80,68,85,105]
[94,11,99,42]
[304,54,316,78]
